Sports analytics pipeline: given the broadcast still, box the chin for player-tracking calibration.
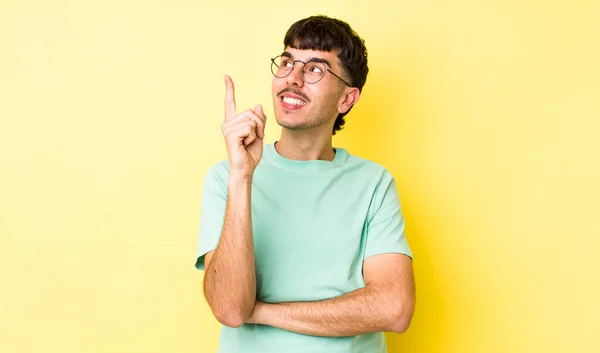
[276,119,304,131]
[279,120,323,132]
[275,111,302,128]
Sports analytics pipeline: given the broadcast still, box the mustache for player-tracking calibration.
[277,88,310,102]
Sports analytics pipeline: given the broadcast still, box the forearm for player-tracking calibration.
[204,175,256,326]
[249,284,407,337]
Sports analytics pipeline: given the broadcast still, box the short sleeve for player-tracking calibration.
[364,171,413,261]
[194,161,229,270]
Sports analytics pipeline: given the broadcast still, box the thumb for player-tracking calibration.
[255,104,266,139]
[255,104,265,119]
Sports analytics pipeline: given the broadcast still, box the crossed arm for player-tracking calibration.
[202,168,415,335]
[204,249,415,336]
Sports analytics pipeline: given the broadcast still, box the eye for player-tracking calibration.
[306,62,323,74]
[280,57,293,68]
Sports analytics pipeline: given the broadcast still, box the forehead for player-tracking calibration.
[282,47,341,66]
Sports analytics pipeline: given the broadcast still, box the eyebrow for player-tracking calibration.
[281,51,332,68]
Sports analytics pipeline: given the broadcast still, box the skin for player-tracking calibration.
[202,47,416,335]
[202,76,265,328]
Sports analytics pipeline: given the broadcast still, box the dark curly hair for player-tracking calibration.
[283,15,369,135]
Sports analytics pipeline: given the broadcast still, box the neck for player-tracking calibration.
[275,129,335,161]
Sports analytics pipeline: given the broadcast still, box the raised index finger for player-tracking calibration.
[224,75,236,120]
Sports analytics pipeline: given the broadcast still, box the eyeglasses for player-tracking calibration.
[270,55,352,86]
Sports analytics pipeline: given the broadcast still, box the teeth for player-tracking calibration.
[283,97,306,106]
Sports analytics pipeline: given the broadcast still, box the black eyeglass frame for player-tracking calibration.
[270,55,352,87]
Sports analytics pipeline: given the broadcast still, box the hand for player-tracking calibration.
[221,75,267,179]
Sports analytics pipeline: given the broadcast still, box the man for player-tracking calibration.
[195,15,415,353]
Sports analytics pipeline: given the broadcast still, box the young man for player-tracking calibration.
[195,15,415,353]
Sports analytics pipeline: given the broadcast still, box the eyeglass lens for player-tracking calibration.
[271,56,326,84]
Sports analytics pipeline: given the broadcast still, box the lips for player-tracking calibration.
[279,91,309,110]
[282,96,306,106]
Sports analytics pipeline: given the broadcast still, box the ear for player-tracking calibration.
[337,87,361,114]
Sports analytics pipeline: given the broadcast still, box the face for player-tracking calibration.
[271,47,349,132]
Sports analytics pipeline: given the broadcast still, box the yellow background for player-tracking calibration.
[1,0,598,352]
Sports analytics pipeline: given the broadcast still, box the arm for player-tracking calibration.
[202,75,266,328]
[203,176,255,328]
[247,253,415,336]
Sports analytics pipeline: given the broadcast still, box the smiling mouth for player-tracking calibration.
[281,96,307,107]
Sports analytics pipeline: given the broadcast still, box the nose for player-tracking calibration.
[285,61,305,87]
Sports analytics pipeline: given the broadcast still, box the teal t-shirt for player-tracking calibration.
[195,142,412,353]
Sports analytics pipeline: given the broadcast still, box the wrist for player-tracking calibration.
[248,301,273,325]
[228,173,253,187]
